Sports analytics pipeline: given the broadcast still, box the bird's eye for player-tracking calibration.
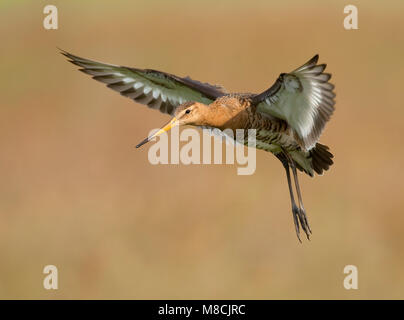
[185,109,191,114]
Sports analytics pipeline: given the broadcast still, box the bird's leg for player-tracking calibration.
[290,161,312,239]
[281,159,302,242]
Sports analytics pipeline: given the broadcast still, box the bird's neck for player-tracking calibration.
[203,103,252,131]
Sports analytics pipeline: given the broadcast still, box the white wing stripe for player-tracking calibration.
[256,55,335,150]
[143,86,152,94]
[62,50,225,116]
[134,82,143,89]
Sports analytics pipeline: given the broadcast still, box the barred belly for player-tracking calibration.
[254,129,298,154]
[200,126,300,156]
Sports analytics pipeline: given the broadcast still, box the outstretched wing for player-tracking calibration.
[253,55,335,151]
[61,50,226,115]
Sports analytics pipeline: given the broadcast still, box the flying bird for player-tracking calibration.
[62,50,335,241]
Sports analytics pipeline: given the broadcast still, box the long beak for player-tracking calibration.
[136,117,179,148]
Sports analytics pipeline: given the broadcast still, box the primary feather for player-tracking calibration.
[61,50,226,115]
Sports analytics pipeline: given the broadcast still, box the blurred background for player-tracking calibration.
[0,0,403,299]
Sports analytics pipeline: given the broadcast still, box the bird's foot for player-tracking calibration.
[292,205,312,242]
[292,205,302,242]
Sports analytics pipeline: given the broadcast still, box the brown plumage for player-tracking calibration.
[62,50,335,242]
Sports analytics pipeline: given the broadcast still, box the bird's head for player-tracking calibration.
[136,101,207,148]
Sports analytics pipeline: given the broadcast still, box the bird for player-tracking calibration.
[62,50,335,242]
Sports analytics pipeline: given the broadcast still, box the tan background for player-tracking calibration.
[0,0,403,299]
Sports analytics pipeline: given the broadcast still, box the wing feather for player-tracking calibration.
[254,55,335,150]
[61,50,226,115]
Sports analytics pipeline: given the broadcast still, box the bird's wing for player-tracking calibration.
[253,55,335,150]
[61,50,226,115]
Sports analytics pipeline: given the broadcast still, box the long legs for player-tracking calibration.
[291,161,312,236]
[282,160,302,241]
[279,152,311,241]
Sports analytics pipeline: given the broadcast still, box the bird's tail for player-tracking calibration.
[309,143,334,175]
[288,143,334,177]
